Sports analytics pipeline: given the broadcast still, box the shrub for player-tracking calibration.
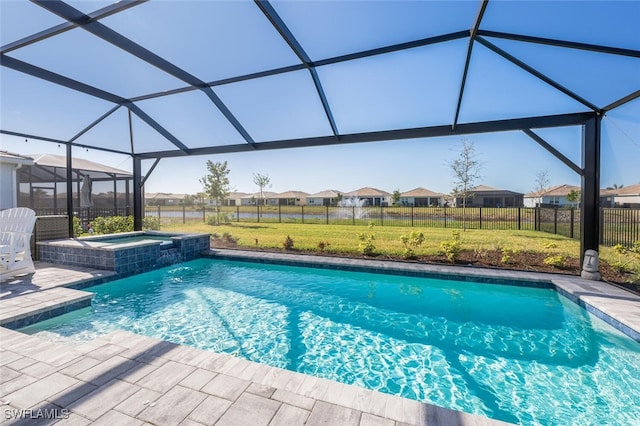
[222,232,237,244]
[90,216,133,234]
[501,248,511,264]
[610,244,632,273]
[206,212,234,226]
[543,255,566,268]
[73,216,84,236]
[543,242,558,249]
[400,231,425,259]
[142,216,160,231]
[317,241,330,252]
[632,240,640,255]
[357,223,376,256]
[440,231,462,263]
[283,235,294,251]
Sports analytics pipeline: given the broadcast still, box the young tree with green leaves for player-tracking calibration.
[253,172,271,206]
[566,189,580,206]
[392,189,401,206]
[448,139,483,231]
[200,160,232,223]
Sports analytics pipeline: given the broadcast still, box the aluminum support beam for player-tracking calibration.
[522,129,582,175]
[256,0,339,137]
[476,30,640,59]
[580,115,601,264]
[137,112,594,159]
[3,0,146,54]
[66,144,74,236]
[133,156,143,231]
[33,0,255,146]
[453,0,489,129]
[603,89,640,112]
[475,37,600,112]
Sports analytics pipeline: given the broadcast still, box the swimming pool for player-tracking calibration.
[21,258,640,424]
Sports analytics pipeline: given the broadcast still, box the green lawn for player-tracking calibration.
[163,222,578,256]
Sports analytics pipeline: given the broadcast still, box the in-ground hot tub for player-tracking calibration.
[37,231,210,276]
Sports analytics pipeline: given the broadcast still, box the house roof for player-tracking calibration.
[525,184,580,197]
[344,187,391,197]
[274,191,309,199]
[0,150,34,165]
[146,193,188,200]
[307,190,342,198]
[227,191,249,199]
[240,191,279,199]
[29,153,131,178]
[468,185,523,195]
[400,187,445,197]
[610,184,640,196]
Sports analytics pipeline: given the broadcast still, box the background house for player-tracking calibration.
[524,184,580,208]
[145,193,188,206]
[306,190,342,206]
[273,191,308,206]
[610,184,640,208]
[454,185,524,208]
[240,191,279,206]
[399,187,445,207]
[343,187,391,206]
[0,151,33,210]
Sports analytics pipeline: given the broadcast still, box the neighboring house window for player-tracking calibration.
[549,196,560,205]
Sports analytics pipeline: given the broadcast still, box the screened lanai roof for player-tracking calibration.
[1,0,638,159]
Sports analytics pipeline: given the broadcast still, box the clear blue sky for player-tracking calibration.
[1,1,639,196]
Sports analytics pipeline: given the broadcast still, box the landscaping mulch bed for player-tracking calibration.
[210,240,640,295]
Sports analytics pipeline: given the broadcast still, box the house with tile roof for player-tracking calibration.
[306,190,343,207]
[608,184,640,208]
[239,191,279,206]
[524,184,580,208]
[399,187,445,207]
[343,187,391,207]
[272,191,309,206]
[454,185,524,208]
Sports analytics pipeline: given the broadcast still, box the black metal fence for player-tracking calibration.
[33,205,640,248]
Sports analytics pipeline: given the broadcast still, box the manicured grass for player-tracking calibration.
[163,222,580,257]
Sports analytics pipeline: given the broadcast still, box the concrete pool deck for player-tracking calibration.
[1,252,639,425]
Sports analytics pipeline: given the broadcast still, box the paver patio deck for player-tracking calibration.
[1,253,639,425]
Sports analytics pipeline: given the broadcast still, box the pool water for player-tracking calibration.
[21,259,640,424]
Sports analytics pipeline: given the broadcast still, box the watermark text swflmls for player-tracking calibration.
[3,408,70,420]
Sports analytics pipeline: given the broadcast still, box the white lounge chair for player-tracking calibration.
[0,208,36,281]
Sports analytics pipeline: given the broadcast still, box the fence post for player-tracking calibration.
[517,208,521,230]
[279,204,282,223]
[380,204,384,226]
[444,207,447,228]
[203,206,206,223]
[570,208,574,239]
[301,206,304,224]
[236,205,240,222]
[182,205,186,224]
[479,207,482,229]
[534,207,538,231]
[599,208,604,245]
[326,205,329,225]
[257,204,260,223]
[157,206,161,225]
[553,208,558,234]
[352,207,355,225]
[411,206,414,227]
